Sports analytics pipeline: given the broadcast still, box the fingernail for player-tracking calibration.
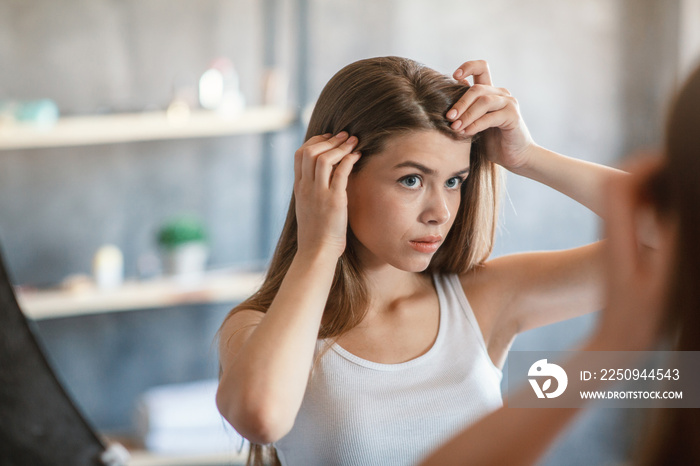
[336,131,348,139]
[452,120,462,130]
[446,109,457,120]
[323,133,332,138]
[346,136,358,145]
[454,69,463,78]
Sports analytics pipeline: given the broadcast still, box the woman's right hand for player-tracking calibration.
[294,132,361,259]
[217,133,360,444]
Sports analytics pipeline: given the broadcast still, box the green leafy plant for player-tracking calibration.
[157,216,208,250]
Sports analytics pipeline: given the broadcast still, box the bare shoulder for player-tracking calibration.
[458,252,558,327]
[458,258,517,318]
[460,244,603,308]
[459,242,604,344]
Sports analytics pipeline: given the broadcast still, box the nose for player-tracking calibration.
[419,188,451,226]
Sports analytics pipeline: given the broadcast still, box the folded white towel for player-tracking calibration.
[134,378,247,455]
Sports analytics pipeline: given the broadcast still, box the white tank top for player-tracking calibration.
[274,274,503,466]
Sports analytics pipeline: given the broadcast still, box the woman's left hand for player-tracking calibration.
[447,60,535,171]
[592,154,673,351]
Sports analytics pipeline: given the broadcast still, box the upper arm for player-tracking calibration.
[488,241,605,335]
[461,242,605,361]
[218,309,264,372]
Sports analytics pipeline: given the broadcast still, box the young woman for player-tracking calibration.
[216,56,623,466]
[420,62,700,466]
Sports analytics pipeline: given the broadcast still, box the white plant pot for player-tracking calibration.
[162,242,209,283]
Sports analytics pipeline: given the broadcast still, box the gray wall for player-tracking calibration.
[1,0,301,434]
[0,0,691,454]
[0,0,295,286]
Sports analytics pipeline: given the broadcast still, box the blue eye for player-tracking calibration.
[399,175,421,189]
[445,177,464,189]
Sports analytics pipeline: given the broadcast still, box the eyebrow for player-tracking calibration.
[393,161,470,177]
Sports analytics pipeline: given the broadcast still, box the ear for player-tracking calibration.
[628,154,676,276]
[627,155,676,268]
[635,203,664,250]
[633,199,677,294]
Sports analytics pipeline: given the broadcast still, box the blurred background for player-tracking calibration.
[1,0,699,463]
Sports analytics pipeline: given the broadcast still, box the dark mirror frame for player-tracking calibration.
[0,246,107,465]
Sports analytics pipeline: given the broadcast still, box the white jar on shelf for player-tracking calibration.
[93,244,124,290]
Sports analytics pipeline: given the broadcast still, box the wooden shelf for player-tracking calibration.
[0,106,296,150]
[17,271,264,320]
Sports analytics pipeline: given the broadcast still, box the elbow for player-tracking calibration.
[216,381,294,445]
[239,403,294,445]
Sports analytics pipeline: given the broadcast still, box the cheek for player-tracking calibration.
[347,187,405,238]
[347,183,376,235]
[348,195,392,233]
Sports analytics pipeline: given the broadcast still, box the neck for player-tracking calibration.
[349,235,434,315]
[361,262,431,313]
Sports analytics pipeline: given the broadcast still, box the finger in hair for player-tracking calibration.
[454,60,493,86]
[315,137,358,187]
[462,111,510,137]
[330,152,361,193]
[458,95,509,130]
[447,83,509,123]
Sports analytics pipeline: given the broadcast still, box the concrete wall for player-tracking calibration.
[0,0,693,453]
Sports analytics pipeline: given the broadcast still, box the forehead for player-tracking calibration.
[367,130,471,171]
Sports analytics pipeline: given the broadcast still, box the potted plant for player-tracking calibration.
[157,216,209,283]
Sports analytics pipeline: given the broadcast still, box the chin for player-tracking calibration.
[391,255,434,273]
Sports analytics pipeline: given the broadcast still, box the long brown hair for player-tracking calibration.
[635,64,700,465]
[221,56,501,465]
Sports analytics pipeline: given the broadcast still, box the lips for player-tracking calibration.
[408,235,443,254]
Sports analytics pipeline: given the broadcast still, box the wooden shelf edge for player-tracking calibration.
[17,271,264,320]
[0,106,296,150]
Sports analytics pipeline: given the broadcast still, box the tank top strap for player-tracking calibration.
[432,273,494,367]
